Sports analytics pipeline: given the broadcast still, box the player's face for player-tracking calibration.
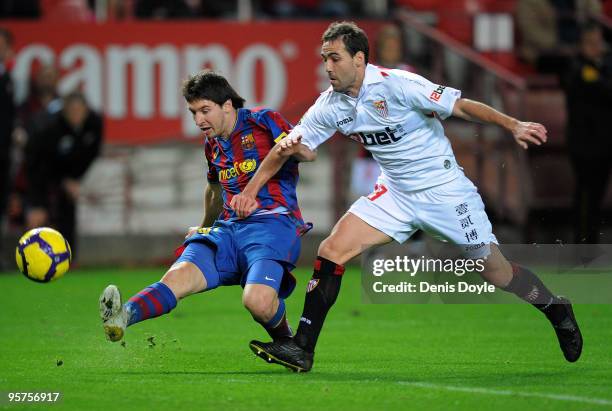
[321,39,364,95]
[188,99,227,138]
[64,100,89,129]
[581,29,604,61]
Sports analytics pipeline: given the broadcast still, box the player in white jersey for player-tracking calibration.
[231,21,582,372]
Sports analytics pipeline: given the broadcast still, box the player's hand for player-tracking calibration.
[230,193,258,219]
[511,121,547,150]
[276,134,303,156]
[185,226,201,239]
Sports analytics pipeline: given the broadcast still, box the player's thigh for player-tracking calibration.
[169,241,221,297]
[416,176,497,258]
[319,212,394,264]
[161,262,206,299]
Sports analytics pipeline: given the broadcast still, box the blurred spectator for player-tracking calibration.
[8,65,62,231]
[563,23,612,243]
[43,0,95,22]
[517,0,601,74]
[105,0,134,20]
[18,65,62,136]
[25,92,103,259]
[0,0,40,18]
[374,24,415,71]
[0,28,15,271]
[260,0,354,18]
[134,0,230,19]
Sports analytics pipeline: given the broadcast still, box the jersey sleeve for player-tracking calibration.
[290,94,337,151]
[396,72,461,120]
[203,141,219,184]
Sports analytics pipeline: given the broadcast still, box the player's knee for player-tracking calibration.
[161,262,206,299]
[242,289,276,322]
[317,237,347,264]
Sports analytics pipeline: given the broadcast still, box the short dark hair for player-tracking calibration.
[0,28,14,45]
[322,21,369,63]
[181,70,245,108]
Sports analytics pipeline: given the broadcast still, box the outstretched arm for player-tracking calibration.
[230,135,317,218]
[451,98,548,149]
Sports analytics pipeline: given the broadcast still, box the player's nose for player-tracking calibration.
[194,112,206,126]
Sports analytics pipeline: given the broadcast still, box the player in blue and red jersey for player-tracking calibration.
[98,71,314,346]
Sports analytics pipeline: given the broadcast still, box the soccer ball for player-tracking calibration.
[15,227,72,283]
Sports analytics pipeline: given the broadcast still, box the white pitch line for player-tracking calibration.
[398,381,612,407]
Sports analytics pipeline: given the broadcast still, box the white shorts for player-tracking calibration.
[348,174,498,258]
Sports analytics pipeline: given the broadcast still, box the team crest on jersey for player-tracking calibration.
[373,99,388,118]
[241,133,255,149]
[306,278,320,293]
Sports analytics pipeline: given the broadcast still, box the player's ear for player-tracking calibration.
[222,99,233,112]
[354,51,365,67]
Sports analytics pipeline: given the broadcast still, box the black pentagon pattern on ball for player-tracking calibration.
[17,231,71,283]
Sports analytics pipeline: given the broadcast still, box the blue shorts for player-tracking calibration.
[174,214,301,299]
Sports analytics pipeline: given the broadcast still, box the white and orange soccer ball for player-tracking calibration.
[15,227,72,283]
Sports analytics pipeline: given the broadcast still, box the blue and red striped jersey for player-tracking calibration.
[204,107,303,222]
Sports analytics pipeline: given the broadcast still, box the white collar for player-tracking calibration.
[362,64,386,85]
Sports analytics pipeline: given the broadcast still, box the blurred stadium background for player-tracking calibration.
[0,0,611,267]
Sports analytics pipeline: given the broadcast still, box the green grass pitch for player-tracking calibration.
[1,267,611,411]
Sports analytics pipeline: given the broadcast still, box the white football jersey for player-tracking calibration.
[291,64,463,191]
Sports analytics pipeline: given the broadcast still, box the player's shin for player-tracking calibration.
[294,256,345,353]
[501,263,566,324]
[258,298,293,341]
[125,282,178,326]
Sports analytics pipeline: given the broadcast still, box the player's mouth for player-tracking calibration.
[201,126,213,136]
[329,77,340,87]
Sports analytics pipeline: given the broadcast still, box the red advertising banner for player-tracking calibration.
[1,21,383,144]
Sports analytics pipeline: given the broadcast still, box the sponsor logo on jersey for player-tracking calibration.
[373,99,388,118]
[336,116,353,127]
[429,85,446,102]
[306,278,320,292]
[350,126,402,146]
[465,242,485,251]
[219,159,257,181]
[241,133,255,149]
